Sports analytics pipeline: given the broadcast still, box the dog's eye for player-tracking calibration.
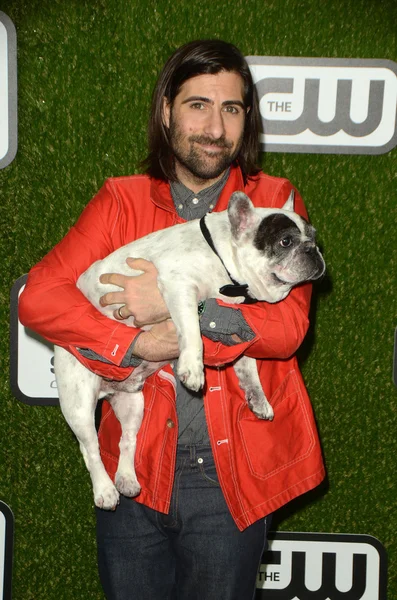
[280,236,293,248]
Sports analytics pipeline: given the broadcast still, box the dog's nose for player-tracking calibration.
[303,243,326,279]
[310,249,326,280]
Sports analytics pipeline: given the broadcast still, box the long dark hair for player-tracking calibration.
[141,39,261,184]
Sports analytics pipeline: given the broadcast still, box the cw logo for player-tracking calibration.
[0,502,14,600]
[256,532,387,600]
[10,275,59,406]
[0,11,17,169]
[247,57,397,155]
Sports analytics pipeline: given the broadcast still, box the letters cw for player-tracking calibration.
[247,56,397,154]
[256,77,384,138]
[259,550,367,599]
[256,533,387,600]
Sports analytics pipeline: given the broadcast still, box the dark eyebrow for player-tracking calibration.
[223,99,246,110]
[181,96,246,109]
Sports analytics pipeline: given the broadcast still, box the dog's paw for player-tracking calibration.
[94,484,120,511]
[177,354,204,392]
[246,389,274,421]
[115,473,141,498]
[252,403,274,421]
[177,363,205,392]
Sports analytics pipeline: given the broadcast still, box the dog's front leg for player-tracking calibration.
[233,355,274,420]
[158,282,204,392]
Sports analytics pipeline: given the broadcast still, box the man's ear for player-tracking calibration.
[162,97,171,128]
[228,192,259,240]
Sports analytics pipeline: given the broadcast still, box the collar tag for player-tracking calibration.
[219,284,258,304]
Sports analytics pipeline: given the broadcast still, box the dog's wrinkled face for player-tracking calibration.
[254,212,324,288]
[227,191,325,303]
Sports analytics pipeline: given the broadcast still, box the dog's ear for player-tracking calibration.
[228,192,259,239]
[282,189,295,212]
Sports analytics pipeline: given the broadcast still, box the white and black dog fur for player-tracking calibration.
[54,191,325,509]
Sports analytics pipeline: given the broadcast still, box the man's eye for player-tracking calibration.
[190,102,205,110]
[280,236,293,248]
[223,106,239,114]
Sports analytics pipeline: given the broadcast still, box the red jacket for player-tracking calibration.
[19,166,325,530]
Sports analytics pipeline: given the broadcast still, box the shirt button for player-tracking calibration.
[178,203,183,210]
[166,419,175,428]
[192,198,199,205]
[209,321,216,328]
[197,457,204,464]
[209,204,214,209]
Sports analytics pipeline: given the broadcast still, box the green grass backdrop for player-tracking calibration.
[1,0,396,598]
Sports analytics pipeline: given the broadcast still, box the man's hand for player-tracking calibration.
[99,258,170,326]
[133,320,180,362]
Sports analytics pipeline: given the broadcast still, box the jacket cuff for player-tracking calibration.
[200,298,255,346]
[78,328,144,368]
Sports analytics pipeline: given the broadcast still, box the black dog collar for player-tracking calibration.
[199,216,258,304]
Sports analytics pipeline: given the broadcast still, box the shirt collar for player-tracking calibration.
[169,168,230,220]
[149,164,246,214]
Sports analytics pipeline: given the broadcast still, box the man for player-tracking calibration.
[19,40,325,600]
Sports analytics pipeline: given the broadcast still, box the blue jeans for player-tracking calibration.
[96,445,271,600]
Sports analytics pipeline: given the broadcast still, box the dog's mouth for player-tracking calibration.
[271,273,291,286]
[272,264,324,286]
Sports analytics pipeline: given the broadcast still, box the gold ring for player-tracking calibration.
[117,306,125,319]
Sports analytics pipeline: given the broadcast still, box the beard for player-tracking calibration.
[169,114,244,181]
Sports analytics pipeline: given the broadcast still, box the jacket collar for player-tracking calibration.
[149,164,245,214]
[211,164,245,212]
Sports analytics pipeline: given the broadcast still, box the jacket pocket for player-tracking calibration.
[238,369,315,480]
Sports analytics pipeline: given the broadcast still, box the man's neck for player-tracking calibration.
[174,163,229,194]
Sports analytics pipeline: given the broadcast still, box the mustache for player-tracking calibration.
[188,135,233,149]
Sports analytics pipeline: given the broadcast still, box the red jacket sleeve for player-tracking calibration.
[19,181,140,379]
[202,180,312,366]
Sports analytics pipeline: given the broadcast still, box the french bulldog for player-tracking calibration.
[54,191,325,509]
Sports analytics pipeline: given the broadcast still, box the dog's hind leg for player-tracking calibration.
[233,356,274,420]
[54,346,120,510]
[108,390,144,498]
[107,360,166,498]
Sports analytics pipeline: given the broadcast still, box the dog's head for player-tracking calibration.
[227,191,325,303]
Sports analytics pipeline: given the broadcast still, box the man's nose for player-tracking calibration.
[203,108,225,139]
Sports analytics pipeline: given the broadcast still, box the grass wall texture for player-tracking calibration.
[1,0,396,598]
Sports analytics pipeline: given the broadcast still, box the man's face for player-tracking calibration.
[163,71,247,190]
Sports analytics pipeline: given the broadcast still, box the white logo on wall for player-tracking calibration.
[10,275,58,405]
[0,502,13,600]
[0,12,17,169]
[256,532,387,599]
[247,56,397,155]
